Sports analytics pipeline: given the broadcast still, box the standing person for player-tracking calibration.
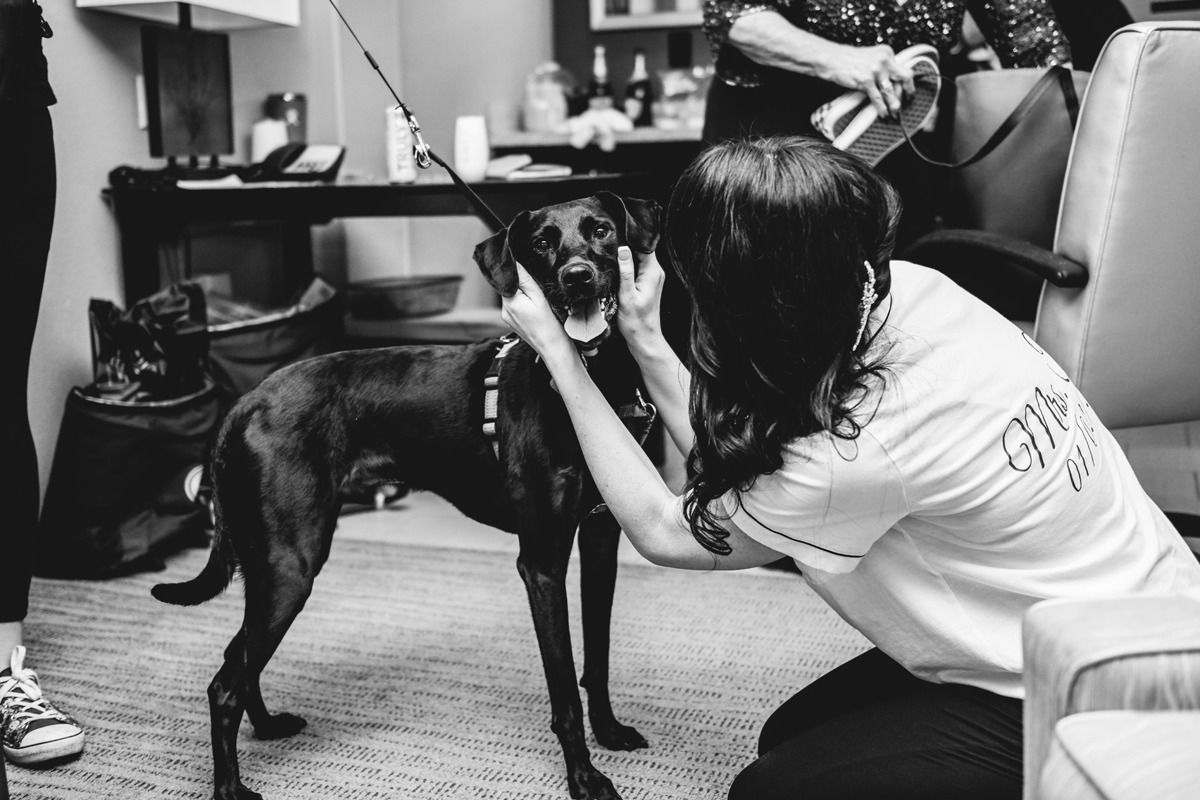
[701,0,1073,248]
[500,136,1200,798]
[0,0,86,768]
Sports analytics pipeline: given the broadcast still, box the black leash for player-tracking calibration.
[900,66,1081,169]
[327,0,506,234]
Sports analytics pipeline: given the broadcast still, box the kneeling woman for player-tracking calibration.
[501,136,1200,799]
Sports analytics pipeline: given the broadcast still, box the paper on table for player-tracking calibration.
[177,174,245,190]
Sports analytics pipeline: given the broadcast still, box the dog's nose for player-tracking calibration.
[561,265,593,288]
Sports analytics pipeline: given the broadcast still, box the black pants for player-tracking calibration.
[0,100,55,623]
[728,648,1023,800]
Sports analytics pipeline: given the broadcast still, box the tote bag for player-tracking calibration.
[946,67,1092,249]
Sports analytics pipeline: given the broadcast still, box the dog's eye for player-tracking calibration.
[532,238,550,252]
[593,225,612,240]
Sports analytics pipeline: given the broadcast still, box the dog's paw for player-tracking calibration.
[568,767,622,800]
[252,712,308,740]
[215,783,263,800]
[591,716,649,752]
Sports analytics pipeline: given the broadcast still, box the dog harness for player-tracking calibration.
[481,335,659,511]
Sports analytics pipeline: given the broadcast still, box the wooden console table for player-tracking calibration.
[102,170,663,306]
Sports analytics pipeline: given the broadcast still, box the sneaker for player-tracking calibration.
[1,647,85,766]
[812,44,942,167]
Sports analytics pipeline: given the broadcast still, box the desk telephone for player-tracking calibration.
[252,143,346,182]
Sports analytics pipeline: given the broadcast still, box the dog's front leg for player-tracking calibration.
[577,511,648,752]
[516,527,622,800]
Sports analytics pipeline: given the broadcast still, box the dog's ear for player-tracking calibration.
[472,211,532,298]
[594,191,662,254]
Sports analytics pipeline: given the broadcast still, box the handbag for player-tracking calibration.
[817,63,1090,250]
[945,67,1092,249]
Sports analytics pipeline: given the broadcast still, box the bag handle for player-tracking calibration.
[903,65,1081,169]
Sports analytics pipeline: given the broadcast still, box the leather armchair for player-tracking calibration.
[1023,592,1200,800]
[906,21,1200,799]
[904,21,1200,540]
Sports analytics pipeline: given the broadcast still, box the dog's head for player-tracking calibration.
[472,192,661,352]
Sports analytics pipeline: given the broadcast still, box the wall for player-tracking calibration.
[31,6,153,500]
[397,0,554,310]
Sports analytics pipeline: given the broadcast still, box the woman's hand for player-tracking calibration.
[818,43,915,118]
[500,261,578,371]
[616,246,667,356]
[726,11,914,119]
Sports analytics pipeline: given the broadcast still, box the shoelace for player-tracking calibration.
[0,646,62,726]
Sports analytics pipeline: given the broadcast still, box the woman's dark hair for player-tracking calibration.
[665,136,902,554]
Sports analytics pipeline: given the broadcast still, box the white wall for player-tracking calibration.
[30,0,552,499]
[398,0,553,310]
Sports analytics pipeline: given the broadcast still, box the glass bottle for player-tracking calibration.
[587,45,614,111]
[623,48,654,127]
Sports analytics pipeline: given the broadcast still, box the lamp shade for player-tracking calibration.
[76,0,300,30]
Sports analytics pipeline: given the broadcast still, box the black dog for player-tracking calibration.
[152,193,661,800]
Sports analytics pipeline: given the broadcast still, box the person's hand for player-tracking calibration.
[615,246,666,354]
[819,43,915,118]
[500,261,577,370]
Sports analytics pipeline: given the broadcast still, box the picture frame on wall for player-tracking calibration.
[141,25,234,158]
[590,0,703,31]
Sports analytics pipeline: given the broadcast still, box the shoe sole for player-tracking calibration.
[3,730,85,766]
[842,55,941,166]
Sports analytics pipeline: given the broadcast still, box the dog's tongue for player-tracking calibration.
[565,299,609,343]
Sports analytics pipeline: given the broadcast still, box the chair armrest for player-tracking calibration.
[1022,593,1200,800]
[901,230,1089,288]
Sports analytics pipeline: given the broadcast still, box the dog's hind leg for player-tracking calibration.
[577,511,647,752]
[241,542,328,741]
[208,630,257,800]
[517,524,621,800]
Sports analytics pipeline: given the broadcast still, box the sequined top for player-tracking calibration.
[704,0,1071,88]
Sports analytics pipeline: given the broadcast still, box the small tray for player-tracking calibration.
[345,275,463,319]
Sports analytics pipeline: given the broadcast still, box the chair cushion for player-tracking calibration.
[1040,711,1200,800]
[1022,593,1200,799]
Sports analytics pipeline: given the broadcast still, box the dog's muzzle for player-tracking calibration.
[561,294,617,352]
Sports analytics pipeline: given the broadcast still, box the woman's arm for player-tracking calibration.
[614,248,692,456]
[720,8,915,116]
[501,261,784,571]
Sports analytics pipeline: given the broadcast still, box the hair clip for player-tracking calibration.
[852,260,877,351]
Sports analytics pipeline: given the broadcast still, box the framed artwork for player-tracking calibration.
[590,0,703,31]
[141,25,234,158]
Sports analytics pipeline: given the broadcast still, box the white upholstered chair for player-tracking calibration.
[908,20,1200,799]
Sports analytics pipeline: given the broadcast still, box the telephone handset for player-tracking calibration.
[249,143,346,183]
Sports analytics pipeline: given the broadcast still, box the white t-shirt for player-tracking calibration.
[721,261,1200,698]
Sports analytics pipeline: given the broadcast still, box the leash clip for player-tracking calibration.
[405,111,434,169]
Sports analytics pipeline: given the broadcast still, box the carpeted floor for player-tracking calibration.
[10,538,870,800]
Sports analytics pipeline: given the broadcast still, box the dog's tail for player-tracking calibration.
[151,518,235,606]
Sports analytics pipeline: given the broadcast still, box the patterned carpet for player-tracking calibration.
[10,537,870,800]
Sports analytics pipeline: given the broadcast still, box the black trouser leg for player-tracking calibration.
[0,100,55,624]
[729,648,1024,800]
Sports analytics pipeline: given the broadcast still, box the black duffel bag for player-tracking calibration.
[34,381,219,578]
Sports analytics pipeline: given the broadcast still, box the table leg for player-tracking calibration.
[280,220,314,300]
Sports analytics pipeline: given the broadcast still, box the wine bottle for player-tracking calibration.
[623,48,654,127]
[587,45,614,111]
